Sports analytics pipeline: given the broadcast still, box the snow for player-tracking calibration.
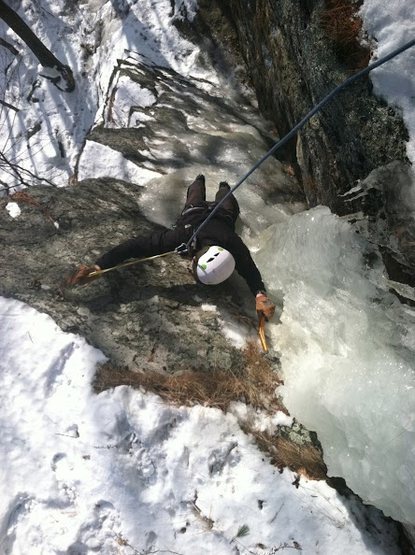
[0,0,215,191]
[0,297,401,554]
[106,76,157,128]
[1,0,415,551]
[5,201,21,218]
[219,316,249,349]
[172,0,199,22]
[229,402,294,434]
[360,1,415,163]
[78,141,161,184]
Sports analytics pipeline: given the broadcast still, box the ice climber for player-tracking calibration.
[69,175,275,321]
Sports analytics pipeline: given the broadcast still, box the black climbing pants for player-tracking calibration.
[183,175,240,229]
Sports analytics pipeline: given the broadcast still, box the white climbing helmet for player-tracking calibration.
[193,246,235,285]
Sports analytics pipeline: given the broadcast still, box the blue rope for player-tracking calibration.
[184,38,415,252]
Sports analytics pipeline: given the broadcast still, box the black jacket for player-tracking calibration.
[96,205,266,296]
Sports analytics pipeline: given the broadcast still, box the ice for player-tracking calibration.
[255,206,415,525]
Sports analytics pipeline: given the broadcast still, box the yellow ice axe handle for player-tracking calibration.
[257,313,268,353]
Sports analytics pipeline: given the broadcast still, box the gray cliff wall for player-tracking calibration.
[206,0,408,210]
[193,0,414,285]
[0,179,256,373]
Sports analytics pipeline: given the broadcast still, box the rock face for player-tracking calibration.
[197,0,414,283]
[350,161,415,285]
[0,178,261,372]
[0,48,303,374]
[207,0,408,207]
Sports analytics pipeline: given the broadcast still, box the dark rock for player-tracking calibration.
[197,0,414,280]
[208,0,408,205]
[0,178,257,373]
[344,161,415,292]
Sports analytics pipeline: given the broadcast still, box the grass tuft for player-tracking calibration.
[320,0,371,70]
[94,342,285,412]
[10,190,55,224]
[245,429,327,480]
[235,524,250,538]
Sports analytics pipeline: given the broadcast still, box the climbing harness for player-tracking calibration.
[185,38,415,252]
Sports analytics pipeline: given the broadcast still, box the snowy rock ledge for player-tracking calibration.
[0,178,255,373]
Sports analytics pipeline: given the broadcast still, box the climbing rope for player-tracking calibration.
[185,37,415,251]
[83,40,415,271]
[86,250,177,278]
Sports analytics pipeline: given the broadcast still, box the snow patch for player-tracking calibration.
[5,202,21,218]
[78,141,161,185]
[360,1,415,163]
[107,75,157,128]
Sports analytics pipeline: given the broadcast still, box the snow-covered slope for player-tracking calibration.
[0,0,209,190]
[0,296,400,554]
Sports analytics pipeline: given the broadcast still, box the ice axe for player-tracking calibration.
[257,313,268,353]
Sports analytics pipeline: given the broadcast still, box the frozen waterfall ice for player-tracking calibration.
[255,206,415,525]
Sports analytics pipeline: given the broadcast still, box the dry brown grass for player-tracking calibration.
[320,0,371,70]
[10,190,55,224]
[94,342,285,412]
[94,343,328,480]
[11,190,42,207]
[246,429,327,480]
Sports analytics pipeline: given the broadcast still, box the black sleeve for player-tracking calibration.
[225,233,266,296]
[96,227,187,270]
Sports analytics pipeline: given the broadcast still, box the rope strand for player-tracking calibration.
[87,250,177,278]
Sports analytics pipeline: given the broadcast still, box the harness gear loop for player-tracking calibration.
[175,243,189,255]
